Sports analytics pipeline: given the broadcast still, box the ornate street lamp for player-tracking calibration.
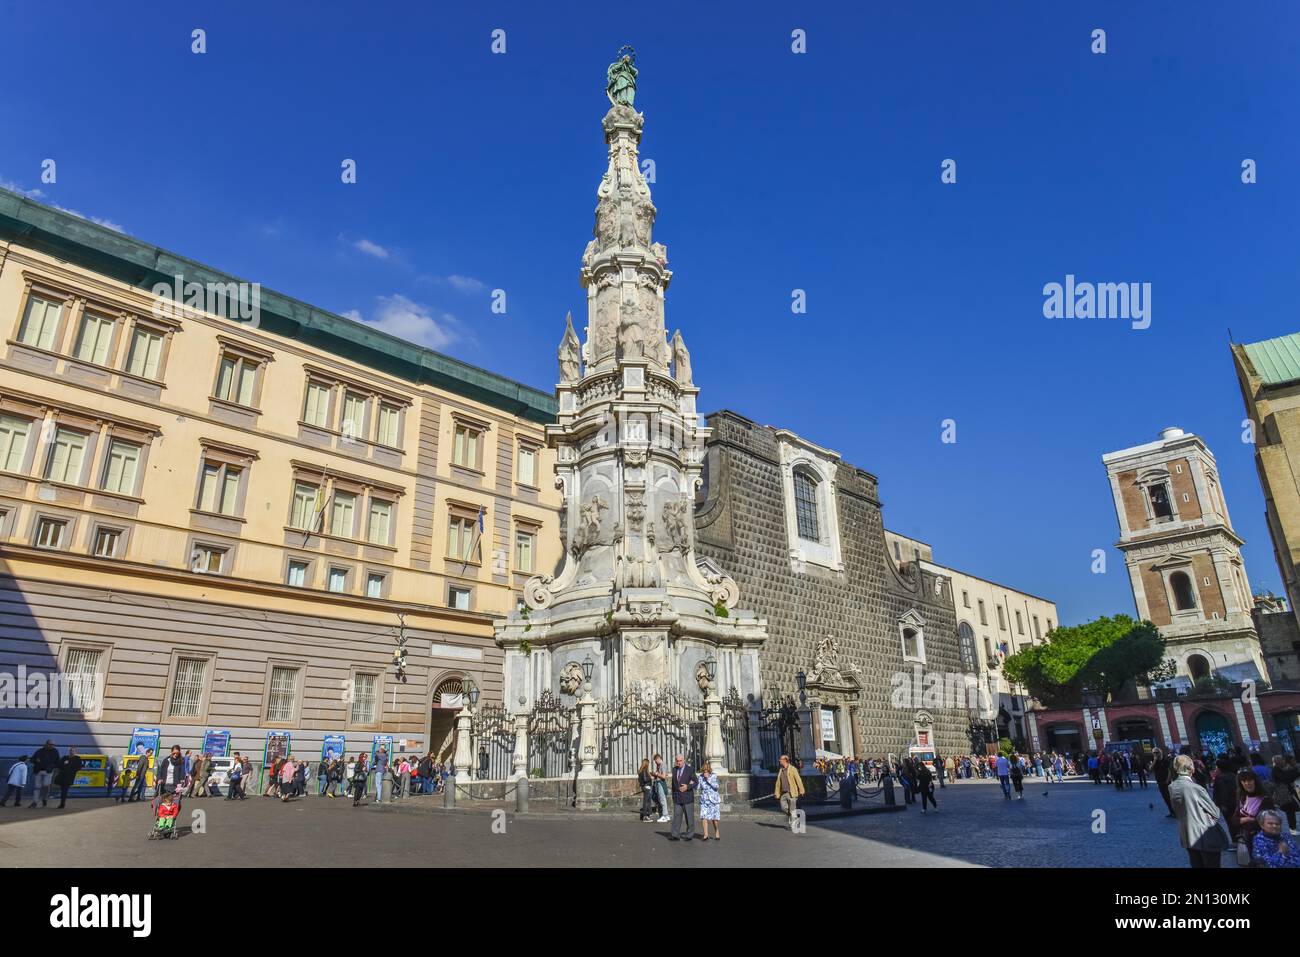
[796,669,806,694]
[467,681,479,710]
[581,654,594,692]
[703,655,717,686]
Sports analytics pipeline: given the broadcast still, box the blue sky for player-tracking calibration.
[2,1,1297,627]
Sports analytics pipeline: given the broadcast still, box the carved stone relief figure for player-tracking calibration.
[571,494,609,556]
[670,329,692,386]
[558,312,581,383]
[659,497,691,553]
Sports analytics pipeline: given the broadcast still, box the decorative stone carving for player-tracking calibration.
[625,488,645,529]
[694,659,711,692]
[659,497,691,553]
[807,636,861,687]
[524,574,557,610]
[559,661,584,696]
[571,494,609,556]
[558,311,581,383]
[671,329,692,386]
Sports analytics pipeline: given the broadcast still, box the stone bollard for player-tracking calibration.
[883,773,896,806]
[516,775,529,814]
[443,779,455,808]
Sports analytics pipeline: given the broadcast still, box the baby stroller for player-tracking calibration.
[148,788,182,840]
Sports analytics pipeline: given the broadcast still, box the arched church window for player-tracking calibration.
[793,468,820,542]
[1170,571,1197,611]
[957,622,978,673]
[1148,483,1173,519]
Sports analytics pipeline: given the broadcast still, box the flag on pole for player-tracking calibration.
[461,506,486,571]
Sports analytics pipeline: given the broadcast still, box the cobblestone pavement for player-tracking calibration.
[0,777,1207,867]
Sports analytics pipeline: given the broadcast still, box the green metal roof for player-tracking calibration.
[0,187,558,424]
[1242,332,1300,388]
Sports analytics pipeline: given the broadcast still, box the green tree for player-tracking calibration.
[1002,615,1174,707]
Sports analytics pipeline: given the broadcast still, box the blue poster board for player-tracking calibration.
[202,730,231,757]
[322,734,346,763]
[129,727,160,757]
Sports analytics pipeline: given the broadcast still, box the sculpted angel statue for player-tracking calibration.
[606,46,637,108]
[558,311,581,383]
[670,329,693,386]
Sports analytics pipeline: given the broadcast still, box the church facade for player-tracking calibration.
[694,410,973,759]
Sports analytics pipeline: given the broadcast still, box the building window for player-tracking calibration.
[1148,483,1173,520]
[367,498,393,546]
[266,666,299,722]
[1032,616,1041,640]
[376,403,401,448]
[100,439,141,495]
[167,657,207,718]
[340,391,368,441]
[57,647,102,715]
[17,294,63,350]
[329,491,357,538]
[517,446,537,487]
[92,527,122,558]
[197,461,242,516]
[792,469,820,541]
[215,354,258,406]
[73,312,115,366]
[365,572,386,599]
[957,622,978,673]
[448,585,471,610]
[303,381,331,428]
[191,544,227,574]
[35,517,68,550]
[286,561,309,587]
[515,529,535,573]
[978,599,988,626]
[327,567,348,593]
[902,628,920,659]
[452,424,481,469]
[962,590,970,608]
[0,415,31,473]
[447,514,479,562]
[1170,571,1197,611]
[1015,610,1024,635]
[996,605,1007,630]
[125,325,164,379]
[289,481,320,531]
[44,427,87,485]
[350,672,378,725]
[899,614,927,663]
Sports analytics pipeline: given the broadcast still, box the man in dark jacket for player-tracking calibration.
[668,754,698,842]
[54,748,83,809]
[29,740,59,808]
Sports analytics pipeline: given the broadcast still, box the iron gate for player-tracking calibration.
[471,704,514,780]
[756,695,801,772]
[596,684,703,775]
[721,686,751,772]
[526,690,575,778]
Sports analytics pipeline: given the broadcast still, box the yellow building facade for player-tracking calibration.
[0,189,561,769]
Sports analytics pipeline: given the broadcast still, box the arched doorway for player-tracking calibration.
[1194,710,1233,758]
[429,677,465,763]
[1045,723,1082,753]
[1113,717,1156,745]
[1187,654,1211,682]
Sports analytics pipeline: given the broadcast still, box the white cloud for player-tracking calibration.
[0,178,44,199]
[446,274,486,293]
[0,176,124,232]
[347,294,458,350]
[354,238,390,260]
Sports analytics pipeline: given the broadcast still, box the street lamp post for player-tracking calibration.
[577,654,598,779]
[454,680,477,786]
[702,654,726,774]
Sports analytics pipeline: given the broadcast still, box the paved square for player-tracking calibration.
[0,777,1206,868]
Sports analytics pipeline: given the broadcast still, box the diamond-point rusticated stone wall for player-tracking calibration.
[694,409,972,758]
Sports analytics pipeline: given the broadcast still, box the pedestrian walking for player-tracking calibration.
[156,746,185,799]
[351,754,369,806]
[1009,754,1025,799]
[774,753,804,829]
[698,762,722,840]
[651,754,670,823]
[1169,754,1231,868]
[54,747,83,809]
[916,760,938,813]
[28,739,59,808]
[668,754,698,842]
[996,753,1012,800]
[637,758,655,822]
[2,755,28,806]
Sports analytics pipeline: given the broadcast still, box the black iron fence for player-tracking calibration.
[596,684,704,775]
[526,691,575,779]
[471,704,514,780]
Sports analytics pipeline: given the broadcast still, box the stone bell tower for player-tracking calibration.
[494,54,768,719]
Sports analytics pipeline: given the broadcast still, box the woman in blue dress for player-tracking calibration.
[698,761,721,841]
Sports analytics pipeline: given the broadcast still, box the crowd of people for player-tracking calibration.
[2,740,458,809]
